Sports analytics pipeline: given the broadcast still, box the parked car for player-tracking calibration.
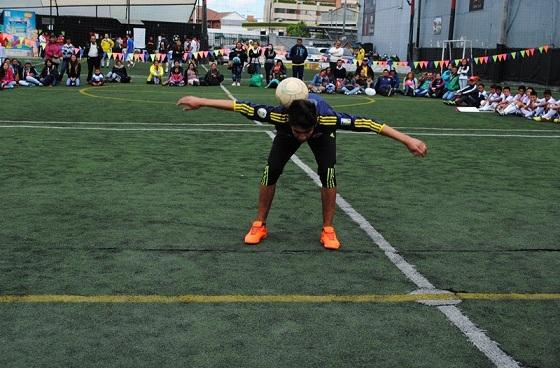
[306,47,328,62]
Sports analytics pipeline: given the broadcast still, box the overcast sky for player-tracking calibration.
[207,0,265,19]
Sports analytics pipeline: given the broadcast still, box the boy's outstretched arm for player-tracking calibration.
[380,125,428,157]
[177,96,234,111]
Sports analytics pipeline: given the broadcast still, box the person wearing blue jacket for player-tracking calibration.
[288,38,308,80]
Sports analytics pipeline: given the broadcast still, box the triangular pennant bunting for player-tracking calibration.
[510,52,516,59]
[520,50,526,57]
[492,55,498,62]
[543,45,550,53]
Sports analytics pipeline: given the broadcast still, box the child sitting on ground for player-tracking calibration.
[20,62,42,86]
[39,59,59,87]
[203,62,224,86]
[107,60,131,83]
[66,54,81,87]
[184,62,200,86]
[339,72,362,95]
[147,60,164,85]
[90,67,105,86]
[167,64,185,86]
[479,85,502,111]
[265,60,287,88]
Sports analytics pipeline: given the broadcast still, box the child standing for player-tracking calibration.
[457,59,470,89]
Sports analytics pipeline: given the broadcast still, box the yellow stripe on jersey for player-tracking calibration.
[318,116,338,126]
[270,112,288,124]
[355,119,385,133]
[234,102,255,117]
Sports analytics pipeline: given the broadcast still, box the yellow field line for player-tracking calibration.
[0,293,559,304]
[79,86,375,109]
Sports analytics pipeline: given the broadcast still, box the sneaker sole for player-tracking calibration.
[244,233,267,245]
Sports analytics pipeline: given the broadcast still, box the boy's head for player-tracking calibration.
[382,69,389,77]
[517,85,526,94]
[287,100,318,143]
[544,89,552,98]
[529,91,538,101]
[336,59,344,67]
[94,68,101,74]
[154,60,160,66]
[24,62,32,68]
[495,86,502,93]
[468,76,479,84]
[526,87,534,95]
[477,83,485,92]
[503,86,511,96]
[174,60,180,66]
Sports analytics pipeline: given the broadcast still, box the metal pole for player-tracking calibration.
[201,0,208,50]
[49,0,53,31]
[415,0,422,49]
[448,0,456,41]
[342,0,347,37]
[407,0,415,62]
[498,0,510,45]
[127,0,131,34]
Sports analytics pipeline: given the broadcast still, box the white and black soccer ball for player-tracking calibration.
[275,77,309,108]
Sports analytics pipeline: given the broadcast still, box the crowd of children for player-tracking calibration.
[1,34,558,123]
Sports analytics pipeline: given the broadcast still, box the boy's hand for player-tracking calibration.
[177,96,205,111]
[406,137,428,157]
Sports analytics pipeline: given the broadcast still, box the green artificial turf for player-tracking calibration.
[1,61,559,367]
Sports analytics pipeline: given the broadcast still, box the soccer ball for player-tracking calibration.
[275,77,309,108]
[365,88,376,96]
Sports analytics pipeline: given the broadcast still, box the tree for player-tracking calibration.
[287,21,310,38]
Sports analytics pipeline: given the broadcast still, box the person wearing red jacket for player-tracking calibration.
[43,34,62,71]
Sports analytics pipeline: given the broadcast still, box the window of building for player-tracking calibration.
[469,0,484,11]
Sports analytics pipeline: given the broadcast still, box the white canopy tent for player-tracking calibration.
[0,0,197,23]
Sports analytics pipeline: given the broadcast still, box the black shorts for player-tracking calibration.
[261,129,336,188]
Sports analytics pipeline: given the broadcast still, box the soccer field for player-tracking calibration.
[1,64,559,367]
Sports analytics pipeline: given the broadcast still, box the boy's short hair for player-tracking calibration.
[530,91,537,96]
[478,83,485,88]
[518,85,526,91]
[287,100,317,130]
[544,89,552,95]
[495,86,502,91]
[503,86,511,91]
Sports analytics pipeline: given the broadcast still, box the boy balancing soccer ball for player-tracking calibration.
[177,93,428,250]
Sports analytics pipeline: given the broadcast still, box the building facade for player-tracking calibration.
[358,0,560,59]
[264,0,358,25]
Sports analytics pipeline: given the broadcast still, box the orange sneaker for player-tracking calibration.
[320,226,341,250]
[244,221,268,245]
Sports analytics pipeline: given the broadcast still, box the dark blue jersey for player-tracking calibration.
[234,93,385,134]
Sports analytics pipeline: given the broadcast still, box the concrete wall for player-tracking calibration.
[358,0,410,57]
[358,0,560,58]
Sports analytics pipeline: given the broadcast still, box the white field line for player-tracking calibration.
[0,119,558,134]
[0,125,265,133]
[1,124,559,139]
[217,83,521,368]
[0,120,252,127]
